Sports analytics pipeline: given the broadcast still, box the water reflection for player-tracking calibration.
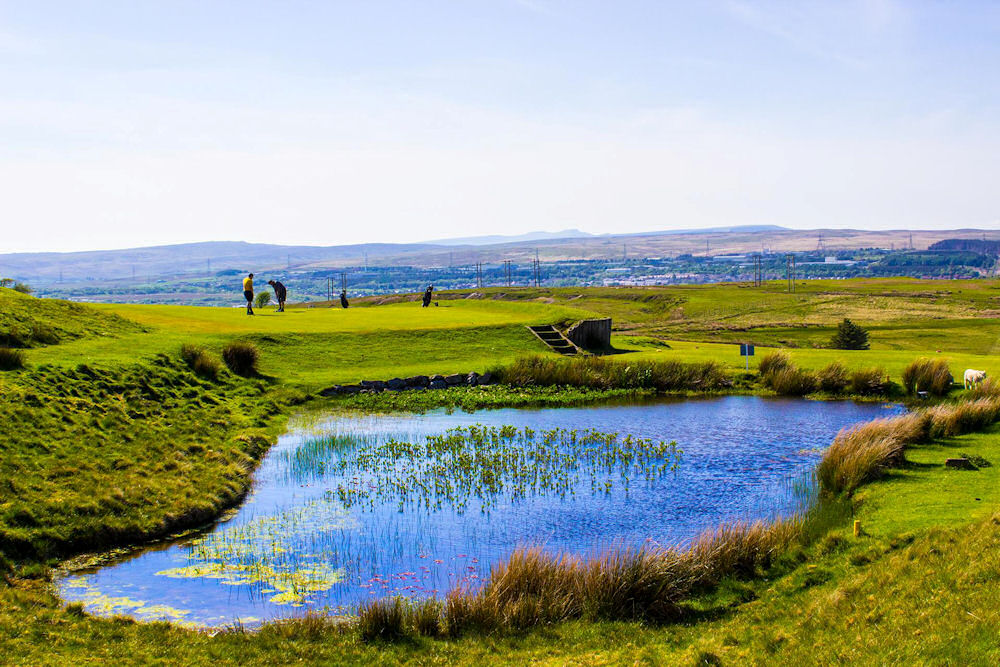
[59,396,900,628]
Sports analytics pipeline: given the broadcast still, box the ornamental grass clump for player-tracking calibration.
[901,358,953,396]
[221,341,260,377]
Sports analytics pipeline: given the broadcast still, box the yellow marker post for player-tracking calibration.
[853,520,862,537]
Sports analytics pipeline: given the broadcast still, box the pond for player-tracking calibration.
[59,396,901,628]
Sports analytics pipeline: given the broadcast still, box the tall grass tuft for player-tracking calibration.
[180,343,221,380]
[757,351,791,377]
[901,358,953,396]
[221,341,259,377]
[849,367,890,396]
[419,517,804,640]
[411,599,444,637]
[817,362,849,394]
[765,366,817,396]
[968,377,1000,400]
[927,398,1000,438]
[817,412,932,495]
[0,347,25,370]
[356,597,410,642]
[496,355,729,392]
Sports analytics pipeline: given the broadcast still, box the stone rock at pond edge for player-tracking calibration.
[405,375,429,387]
[479,371,494,385]
[360,380,385,392]
[466,372,480,385]
[386,378,406,390]
[319,385,343,396]
[429,379,448,390]
[444,373,464,385]
[339,384,362,394]
[429,374,445,382]
[945,457,977,470]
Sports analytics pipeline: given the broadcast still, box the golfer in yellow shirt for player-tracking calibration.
[243,273,254,315]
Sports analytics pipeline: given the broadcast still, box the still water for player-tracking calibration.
[59,396,900,628]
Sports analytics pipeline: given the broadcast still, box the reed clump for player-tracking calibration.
[357,597,409,641]
[818,388,1000,495]
[496,355,729,392]
[221,341,260,377]
[357,520,803,641]
[901,358,953,396]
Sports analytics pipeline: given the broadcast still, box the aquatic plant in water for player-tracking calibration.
[319,425,682,514]
[157,498,354,606]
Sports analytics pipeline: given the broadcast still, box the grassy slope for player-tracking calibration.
[3,279,1000,663]
[0,287,144,347]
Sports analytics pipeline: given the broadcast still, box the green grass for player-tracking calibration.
[4,279,1000,664]
[857,425,1000,536]
[0,286,144,347]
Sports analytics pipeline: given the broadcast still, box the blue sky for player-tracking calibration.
[1,1,998,252]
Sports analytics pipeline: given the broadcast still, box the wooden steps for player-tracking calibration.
[527,325,580,355]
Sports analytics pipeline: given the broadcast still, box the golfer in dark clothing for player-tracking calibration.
[243,273,255,315]
[268,280,287,312]
[422,284,433,307]
[340,289,349,309]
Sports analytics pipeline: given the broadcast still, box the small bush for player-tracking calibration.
[830,318,869,350]
[357,597,409,642]
[0,347,26,370]
[766,366,817,396]
[180,344,221,380]
[254,292,271,309]
[849,367,889,395]
[757,351,791,377]
[221,341,259,377]
[12,282,32,294]
[817,362,849,394]
[901,358,953,396]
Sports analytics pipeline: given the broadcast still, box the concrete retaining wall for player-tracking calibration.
[565,318,612,350]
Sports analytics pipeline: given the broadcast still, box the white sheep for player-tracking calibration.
[964,369,987,389]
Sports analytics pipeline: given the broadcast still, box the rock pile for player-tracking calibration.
[320,371,495,396]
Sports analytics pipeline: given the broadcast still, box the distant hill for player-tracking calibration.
[4,227,1000,285]
[430,229,594,246]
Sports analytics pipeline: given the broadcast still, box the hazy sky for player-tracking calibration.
[1,1,998,252]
